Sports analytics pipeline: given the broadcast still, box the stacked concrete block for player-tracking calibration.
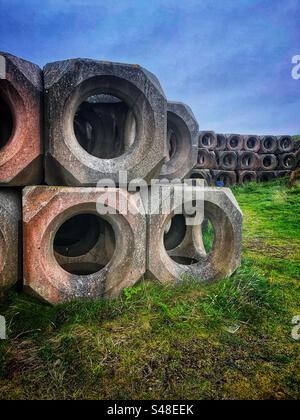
[0,52,43,185]
[193,129,299,185]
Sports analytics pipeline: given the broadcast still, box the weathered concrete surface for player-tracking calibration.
[278,153,297,171]
[260,136,278,154]
[243,135,261,153]
[238,151,259,170]
[216,151,238,171]
[238,171,257,184]
[259,154,278,171]
[146,185,242,284]
[277,136,294,153]
[23,186,146,304]
[190,169,213,186]
[0,190,21,294]
[211,170,237,186]
[44,59,167,186]
[160,102,198,180]
[197,149,216,169]
[198,131,217,150]
[226,134,244,151]
[215,134,227,151]
[0,52,43,186]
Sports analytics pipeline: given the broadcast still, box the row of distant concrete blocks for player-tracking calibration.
[0,186,242,305]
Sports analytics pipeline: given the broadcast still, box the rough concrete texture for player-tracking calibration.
[190,169,213,186]
[197,149,216,169]
[23,186,146,304]
[277,136,294,153]
[278,153,297,171]
[216,151,238,171]
[238,151,259,170]
[146,185,242,284]
[238,171,257,184]
[243,135,261,153]
[260,136,278,154]
[212,170,237,186]
[276,170,292,179]
[160,102,198,180]
[215,134,227,151]
[0,52,43,186]
[0,190,21,294]
[226,134,244,151]
[198,131,217,150]
[257,171,277,182]
[44,59,168,186]
[259,154,278,171]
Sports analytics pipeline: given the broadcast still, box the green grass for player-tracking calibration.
[0,178,300,400]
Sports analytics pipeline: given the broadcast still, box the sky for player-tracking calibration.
[0,0,299,135]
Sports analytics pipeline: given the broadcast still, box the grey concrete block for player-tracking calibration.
[211,170,237,187]
[238,151,259,170]
[197,149,216,169]
[259,154,278,171]
[238,171,257,184]
[216,151,238,171]
[44,59,168,186]
[278,153,297,171]
[277,136,294,153]
[146,185,243,284]
[243,135,261,152]
[260,136,278,154]
[226,134,244,151]
[198,131,217,150]
[160,102,198,180]
[0,189,21,294]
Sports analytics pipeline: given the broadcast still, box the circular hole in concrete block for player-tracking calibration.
[216,173,233,186]
[243,173,255,183]
[247,137,256,149]
[224,154,233,167]
[263,137,275,150]
[280,137,292,151]
[202,133,214,147]
[74,94,137,159]
[54,213,116,275]
[242,154,252,167]
[0,95,14,149]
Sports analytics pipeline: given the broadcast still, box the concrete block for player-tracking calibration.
[211,170,237,186]
[160,102,198,180]
[216,151,238,171]
[0,190,21,294]
[190,169,213,186]
[257,171,277,182]
[238,171,257,184]
[23,186,146,304]
[238,151,259,170]
[215,134,227,151]
[243,135,261,152]
[260,136,278,154]
[147,185,242,284]
[259,154,278,170]
[44,59,167,186]
[197,149,216,169]
[0,52,43,186]
[277,136,294,153]
[226,134,244,151]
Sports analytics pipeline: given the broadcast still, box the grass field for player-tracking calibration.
[0,178,299,400]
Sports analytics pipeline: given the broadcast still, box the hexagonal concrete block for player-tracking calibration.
[198,131,217,150]
[278,153,297,171]
[23,186,146,304]
[197,149,217,169]
[277,136,294,153]
[190,169,213,186]
[159,102,198,180]
[211,170,237,186]
[146,185,242,284]
[215,134,227,151]
[44,59,168,186]
[0,52,43,186]
[226,134,244,151]
[243,135,261,153]
[238,171,257,184]
[260,136,278,154]
[0,190,21,294]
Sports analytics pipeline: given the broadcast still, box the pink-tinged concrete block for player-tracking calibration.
[23,186,146,304]
[0,53,43,186]
[0,190,21,295]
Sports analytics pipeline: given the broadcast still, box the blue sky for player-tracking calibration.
[0,0,299,134]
